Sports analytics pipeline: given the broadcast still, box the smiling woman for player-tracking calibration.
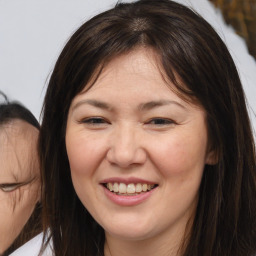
[65,48,214,248]
[36,0,256,256]
[0,93,42,255]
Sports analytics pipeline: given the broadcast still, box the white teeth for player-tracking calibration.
[135,183,142,193]
[127,184,136,193]
[105,182,156,194]
[107,183,113,191]
[113,182,119,193]
[119,183,126,193]
[142,184,148,192]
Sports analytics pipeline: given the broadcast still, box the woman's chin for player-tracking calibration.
[103,222,156,241]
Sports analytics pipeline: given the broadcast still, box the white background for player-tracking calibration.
[0,0,255,134]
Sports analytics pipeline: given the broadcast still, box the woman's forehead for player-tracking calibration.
[0,120,39,181]
[0,119,38,137]
[73,48,197,108]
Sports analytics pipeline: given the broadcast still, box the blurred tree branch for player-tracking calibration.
[209,0,256,60]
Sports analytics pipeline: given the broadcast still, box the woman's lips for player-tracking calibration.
[104,182,156,194]
[100,178,158,206]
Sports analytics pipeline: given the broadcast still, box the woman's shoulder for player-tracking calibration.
[9,232,53,256]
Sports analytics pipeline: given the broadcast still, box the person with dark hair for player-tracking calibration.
[13,0,256,255]
[0,92,42,255]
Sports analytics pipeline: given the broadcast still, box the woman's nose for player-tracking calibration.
[106,125,147,168]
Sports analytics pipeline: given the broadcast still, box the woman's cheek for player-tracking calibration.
[67,136,107,176]
[149,138,206,178]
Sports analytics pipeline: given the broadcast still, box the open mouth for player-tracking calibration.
[103,182,158,196]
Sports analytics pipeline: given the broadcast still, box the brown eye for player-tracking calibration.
[147,118,175,125]
[82,117,107,124]
[78,117,111,129]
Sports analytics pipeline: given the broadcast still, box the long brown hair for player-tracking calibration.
[39,1,256,255]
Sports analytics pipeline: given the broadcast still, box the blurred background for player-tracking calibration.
[209,0,256,60]
[0,0,255,134]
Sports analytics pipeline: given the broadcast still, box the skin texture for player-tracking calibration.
[66,48,215,256]
[0,120,40,254]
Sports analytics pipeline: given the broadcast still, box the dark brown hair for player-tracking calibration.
[0,92,40,129]
[0,92,42,255]
[39,0,256,255]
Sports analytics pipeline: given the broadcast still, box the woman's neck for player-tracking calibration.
[104,240,179,256]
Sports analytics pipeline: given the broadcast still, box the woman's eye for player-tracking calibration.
[0,184,20,192]
[147,118,175,125]
[0,178,35,193]
[80,117,110,126]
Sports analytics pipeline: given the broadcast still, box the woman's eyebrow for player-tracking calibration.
[71,99,186,113]
[71,99,111,112]
[138,100,186,111]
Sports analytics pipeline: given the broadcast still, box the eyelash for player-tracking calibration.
[146,118,175,126]
[79,117,175,127]
[80,117,109,125]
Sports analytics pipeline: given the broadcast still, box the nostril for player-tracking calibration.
[106,146,147,168]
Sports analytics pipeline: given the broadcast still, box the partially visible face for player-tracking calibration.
[0,120,40,253]
[66,48,215,248]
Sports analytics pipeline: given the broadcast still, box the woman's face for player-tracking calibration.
[66,48,215,245]
[0,120,40,253]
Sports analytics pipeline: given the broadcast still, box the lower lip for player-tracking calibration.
[102,185,156,206]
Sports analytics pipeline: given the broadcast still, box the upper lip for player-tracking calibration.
[100,177,157,185]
